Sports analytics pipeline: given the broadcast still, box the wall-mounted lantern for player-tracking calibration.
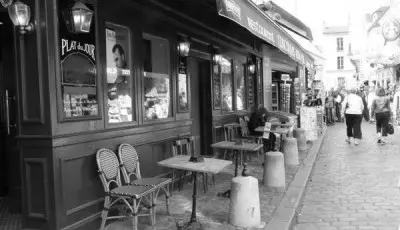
[8,0,34,35]
[248,60,256,75]
[63,1,93,34]
[177,37,191,57]
[213,53,222,65]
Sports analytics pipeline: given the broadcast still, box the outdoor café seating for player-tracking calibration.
[96,148,156,230]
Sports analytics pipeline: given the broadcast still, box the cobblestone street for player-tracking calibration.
[295,122,400,230]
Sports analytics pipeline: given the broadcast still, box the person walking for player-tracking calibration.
[368,86,376,123]
[334,91,343,122]
[341,88,364,146]
[325,92,335,126]
[371,87,391,145]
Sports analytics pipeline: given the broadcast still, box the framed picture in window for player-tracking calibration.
[105,23,133,125]
[178,73,189,112]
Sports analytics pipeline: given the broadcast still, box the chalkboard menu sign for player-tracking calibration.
[213,65,221,109]
[59,0,98,120]
[248,73,254,107]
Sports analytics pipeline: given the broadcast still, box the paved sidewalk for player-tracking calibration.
[295,122,400,230]
[104,142,314,230]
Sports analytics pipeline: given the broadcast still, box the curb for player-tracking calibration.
[265,127,327,230]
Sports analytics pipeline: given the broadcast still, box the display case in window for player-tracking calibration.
[105,23,133,124]
[271,82,278,111]
[221,56,233,112]
[143,33,172,120]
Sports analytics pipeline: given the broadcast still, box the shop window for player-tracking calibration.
[221,56,233,112]
[59,1,99,120]
[143,34,172,120]
[234,61,246,111]
[178,55,189,112]
[105,23,133,124]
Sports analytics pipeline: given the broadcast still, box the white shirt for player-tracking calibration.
[335,95,342,103]
[341,94,364,115]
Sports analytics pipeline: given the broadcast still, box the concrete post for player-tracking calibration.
[282,137,299,166]
[263,151,285,188]
[294,128,307,151]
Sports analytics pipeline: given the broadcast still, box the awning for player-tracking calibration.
[216,0,314,68]
[282,28,325,63]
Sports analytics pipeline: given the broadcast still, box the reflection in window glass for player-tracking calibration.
[221,56,233,111]
[178,73,188,111]
[235,61,246,110]
[143,34,171,120]
[105,23,133,124]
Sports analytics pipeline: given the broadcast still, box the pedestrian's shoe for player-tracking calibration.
[377,139,381,144]
[354,140,359,146]
[345,139,351,144]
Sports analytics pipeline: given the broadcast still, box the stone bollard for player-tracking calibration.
[228,176,265,228]
[282,137,299,166]
[294,128,307,151]
[263,151,285,188]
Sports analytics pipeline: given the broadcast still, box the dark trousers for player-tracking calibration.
[335,103,342,121]
[325,108,335,124]
[376,111,390,137]
[345,114,363,139]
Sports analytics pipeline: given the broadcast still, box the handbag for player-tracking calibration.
[388,123,394,135]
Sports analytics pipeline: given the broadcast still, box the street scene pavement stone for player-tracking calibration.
[105,141,313,230]
[295,122,400,230]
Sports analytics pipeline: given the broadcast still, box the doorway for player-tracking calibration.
[187,57,212,156]
[0,10,22,229]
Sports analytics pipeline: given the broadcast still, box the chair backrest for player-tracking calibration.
[96,148,122,192]
[239,117,250,137]
[118,143,141,184]
[172,136,194,156]
[223,124,236,141]
[244,115,250,123]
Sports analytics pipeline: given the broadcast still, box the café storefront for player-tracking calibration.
[0,0,312,229]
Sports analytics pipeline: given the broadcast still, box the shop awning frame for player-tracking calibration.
[216,0,314,69]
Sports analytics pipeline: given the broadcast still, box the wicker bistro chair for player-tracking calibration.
[238,116,263,158]
[96,148,156,230]
[118,143,172,217]
[171,137,213,193]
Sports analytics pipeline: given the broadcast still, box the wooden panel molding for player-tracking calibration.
[24,158,50,220]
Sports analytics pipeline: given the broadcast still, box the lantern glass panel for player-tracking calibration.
[8,2,31,26]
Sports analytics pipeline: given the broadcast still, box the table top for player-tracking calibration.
[255,126,290,135]
[211,141,263,151]
[157,155,231,174]
[270,122,294,127]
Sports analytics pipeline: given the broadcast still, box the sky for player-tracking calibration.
[271,0,391,45]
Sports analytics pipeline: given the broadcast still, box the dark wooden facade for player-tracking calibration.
[11,0,267,229]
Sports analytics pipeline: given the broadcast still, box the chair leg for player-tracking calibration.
[132,199,138,230]
[172,170,176,193]
[164,186,171,215]
[100,196,110,230]
[202,173,207,194]
[152,191,157,226]
[212,174,216,186]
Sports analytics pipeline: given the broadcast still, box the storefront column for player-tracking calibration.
[262,44,272,110]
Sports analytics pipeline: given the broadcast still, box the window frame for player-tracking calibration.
[337,56,344,70]
[337,37,344,52]
[141,33,174,123]
[104,21,137,127]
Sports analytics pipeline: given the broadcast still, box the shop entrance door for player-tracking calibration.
[188,57,212,156]
[0,11,21,215]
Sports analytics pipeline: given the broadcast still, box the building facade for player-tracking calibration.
[0,0,314,229]
[321,25,356,90]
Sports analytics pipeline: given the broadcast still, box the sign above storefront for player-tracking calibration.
[216,0,313,67]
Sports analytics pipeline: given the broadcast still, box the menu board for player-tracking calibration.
[248,74,254,106]
[213,65,221,109]
[280,83,291,113]
[300,106,318,140]
[59,0,98,120]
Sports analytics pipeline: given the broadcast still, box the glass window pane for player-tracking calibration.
[143,34,171,120]
[105,23,133,124]
[178,73,188,111]
[234,61,245,111]
[221,56,233,111]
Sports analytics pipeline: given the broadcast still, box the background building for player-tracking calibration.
[321,24,356,90]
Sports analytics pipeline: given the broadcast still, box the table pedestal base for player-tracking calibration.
[179,221,202,230]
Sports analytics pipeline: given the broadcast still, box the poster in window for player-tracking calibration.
[105,24,132,124]
[213,65,221,109]
[59,0,98,120]
[178,73,188,111]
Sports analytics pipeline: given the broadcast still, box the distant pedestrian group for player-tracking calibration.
[338,87,393,146]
